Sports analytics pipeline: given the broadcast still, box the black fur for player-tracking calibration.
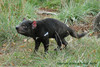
[16,18,86,53]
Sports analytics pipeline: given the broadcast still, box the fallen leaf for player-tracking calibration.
[2,43,6,47]
[92,49,96,53]
[20,45,25,48]
[0,52,3,55]
[88,54,90,57]
[29,60,32,62]
[23,39,28,42]
[11,62,15,66]
[11,42,16,47]
[89,33,93,36]
[15,34,18,37]
[2,48,6,51]
[28,49,32,52]
[61,44,65,48]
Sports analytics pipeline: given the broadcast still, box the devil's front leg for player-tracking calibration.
[42,38,49,53]
[34,38,41,53]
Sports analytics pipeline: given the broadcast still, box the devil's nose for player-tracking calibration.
[16,26,19,30]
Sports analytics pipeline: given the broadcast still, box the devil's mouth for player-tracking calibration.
[17,30,26,34]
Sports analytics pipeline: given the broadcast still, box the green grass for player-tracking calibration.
[0,37,100,66]
[0,0,38,44]
[57,0,100,23]
[0,0,100,66]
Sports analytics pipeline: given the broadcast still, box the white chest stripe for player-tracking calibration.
[44,32,49,36]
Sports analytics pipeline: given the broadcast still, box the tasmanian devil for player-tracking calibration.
[16,18,86,53]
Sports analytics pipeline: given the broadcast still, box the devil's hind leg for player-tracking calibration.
[55,34,62,49]
[61,38,68,49]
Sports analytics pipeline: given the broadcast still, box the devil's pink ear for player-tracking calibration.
[23,18,26,21]
[32,21,37,29]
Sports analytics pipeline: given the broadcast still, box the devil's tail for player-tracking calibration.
[67,27,87,38]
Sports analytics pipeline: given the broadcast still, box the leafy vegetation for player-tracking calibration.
[0,0,100,66]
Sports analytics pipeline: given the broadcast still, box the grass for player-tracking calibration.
[0,0,100,66]
[0,36,100,66]
[0,0,38,44]
[57,0,100,23]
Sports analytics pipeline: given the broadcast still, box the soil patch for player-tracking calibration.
[39,7,59,12]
